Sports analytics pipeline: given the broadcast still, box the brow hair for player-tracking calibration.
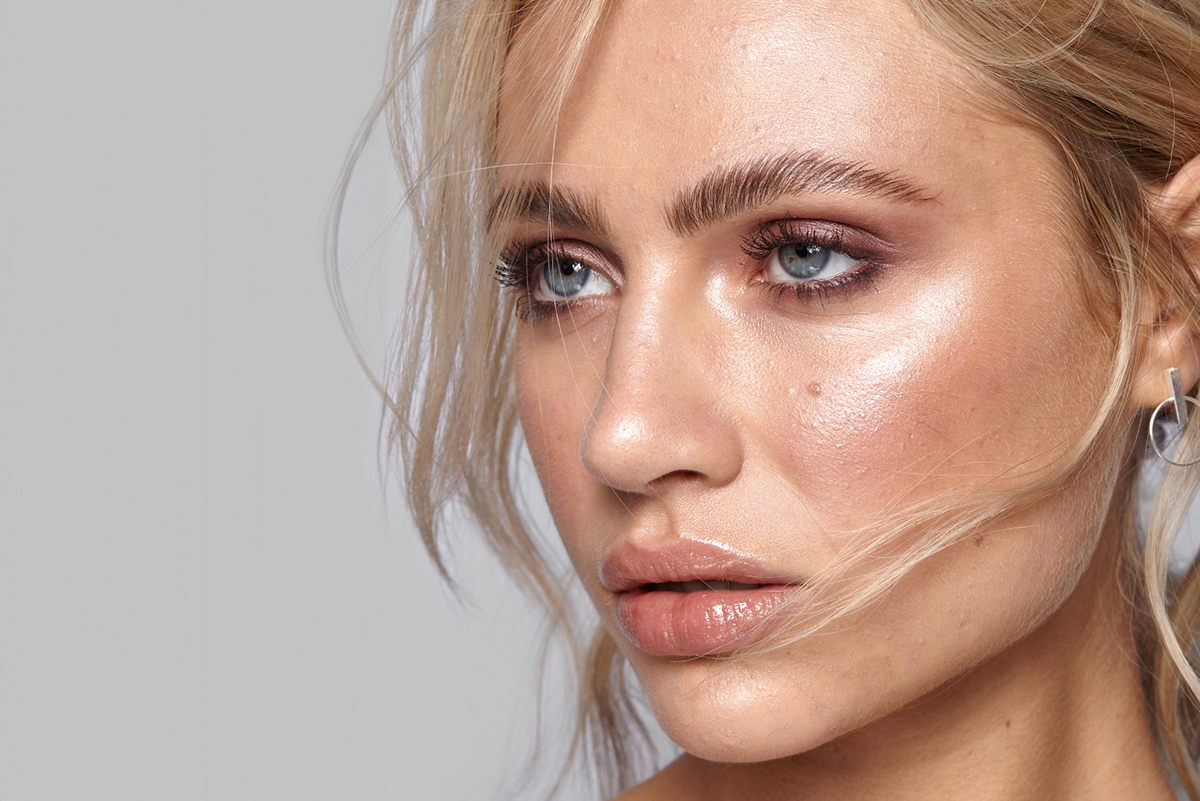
[665,150,935,236]
[488,180,612,238]
[489,150,933,240]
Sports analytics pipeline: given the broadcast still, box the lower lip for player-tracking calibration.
[615,586,796,656]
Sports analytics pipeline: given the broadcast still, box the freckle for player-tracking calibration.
[808,382,821,396]
[1005,720,1011,728]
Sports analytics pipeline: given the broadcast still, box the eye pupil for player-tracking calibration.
[544,255,591,297]
[779,243,832,279]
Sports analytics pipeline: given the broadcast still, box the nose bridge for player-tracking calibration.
[580,271,741,493]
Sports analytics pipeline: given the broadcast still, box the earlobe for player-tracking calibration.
[1128,156,1200,410]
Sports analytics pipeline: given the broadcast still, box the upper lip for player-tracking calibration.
[599,538,801,592]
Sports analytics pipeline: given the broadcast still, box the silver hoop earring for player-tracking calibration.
[1148,367,1200,467]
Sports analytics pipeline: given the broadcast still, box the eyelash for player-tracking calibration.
[496,241,574,323]
[496,221,885,321]
[741,219,884,306]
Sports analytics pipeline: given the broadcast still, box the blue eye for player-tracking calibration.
[542,255,590,297]
[537,253,614,300]
[768,242,859,282]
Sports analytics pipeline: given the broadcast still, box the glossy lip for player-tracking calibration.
[601,539,804,656]
[600,538,800,591]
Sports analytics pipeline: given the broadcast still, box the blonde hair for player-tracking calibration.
[328,0,1200,796]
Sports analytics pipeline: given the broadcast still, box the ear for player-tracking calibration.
[1128,156,1200,410]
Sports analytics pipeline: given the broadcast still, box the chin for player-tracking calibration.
[628,645,887,764]
[649,685,863,763]
[616,562,1056,767]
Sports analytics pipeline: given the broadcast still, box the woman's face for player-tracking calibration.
[498,0,1121,762]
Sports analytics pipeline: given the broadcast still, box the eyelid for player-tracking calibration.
[740,218,882,264]
[496,237,619,321]
[740,217,893,306]
[500,238,618,279]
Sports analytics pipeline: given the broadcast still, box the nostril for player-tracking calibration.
[580,401,744,493]
[650,469,705,487]
[576,323,744,493]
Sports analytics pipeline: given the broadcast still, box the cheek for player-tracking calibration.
[515,341,588,493]
[740,268,1103,538]
[514,322,612,568]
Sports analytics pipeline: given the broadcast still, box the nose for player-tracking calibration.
[579,280,743,495]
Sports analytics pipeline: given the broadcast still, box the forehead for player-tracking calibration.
[498,0,1054,218]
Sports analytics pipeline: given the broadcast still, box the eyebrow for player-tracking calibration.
[489,150,933,239]
[665,150,934,236]
[488,180,612,238]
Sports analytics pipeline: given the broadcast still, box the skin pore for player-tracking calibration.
[494,0,1192,798]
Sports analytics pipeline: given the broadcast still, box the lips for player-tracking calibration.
[601,540,802,656]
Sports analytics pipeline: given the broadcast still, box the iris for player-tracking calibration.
[543,255,594,298]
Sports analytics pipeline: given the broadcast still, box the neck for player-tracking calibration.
[639,530,1175,801]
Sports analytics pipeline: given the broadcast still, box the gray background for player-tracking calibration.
[0,2,560,799]
[2,3,1196,801]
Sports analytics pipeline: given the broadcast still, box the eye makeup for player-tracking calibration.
[741,218,889,306]
[495,215,893,321]
[497,239,616,323]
